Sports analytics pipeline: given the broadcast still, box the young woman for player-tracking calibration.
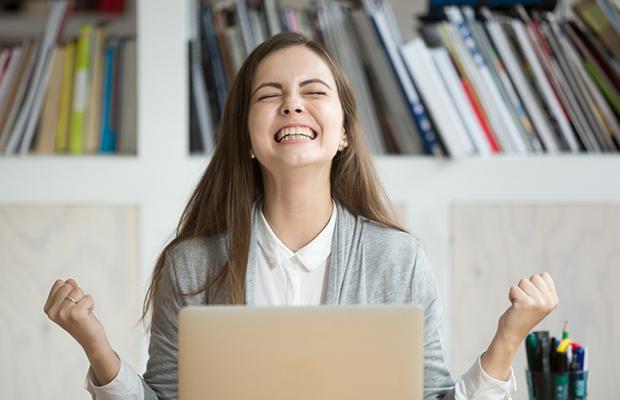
[44,32,559,399]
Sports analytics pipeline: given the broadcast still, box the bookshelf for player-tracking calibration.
[0,0,137,157]
[1,0,620,387]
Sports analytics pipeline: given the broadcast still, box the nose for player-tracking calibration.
[280,97,304,115]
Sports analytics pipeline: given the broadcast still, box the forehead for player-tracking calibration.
[252,45,336,88]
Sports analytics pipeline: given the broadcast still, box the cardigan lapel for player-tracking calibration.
[325,201,359,305]
[244,201,260,305]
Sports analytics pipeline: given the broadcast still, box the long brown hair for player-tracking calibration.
[139,31,405,327]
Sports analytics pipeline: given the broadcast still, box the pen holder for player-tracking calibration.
[525,370,588,400]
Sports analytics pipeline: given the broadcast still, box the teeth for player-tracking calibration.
[275,126,316,142]
[281,134,312,142]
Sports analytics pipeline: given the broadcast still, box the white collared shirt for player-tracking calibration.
[254,201,336,306]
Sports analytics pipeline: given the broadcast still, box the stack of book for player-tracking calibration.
[190,0,620,157]
[0,0,136,156]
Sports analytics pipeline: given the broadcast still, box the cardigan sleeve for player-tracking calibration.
[409,243,457,400]
[140,251,185,399]
[410,243,516,400]
[82,250,181,400]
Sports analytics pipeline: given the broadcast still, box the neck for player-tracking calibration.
[262,168,333,252]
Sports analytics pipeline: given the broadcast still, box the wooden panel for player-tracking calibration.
[0,205,140,399]
[451,204,619,399]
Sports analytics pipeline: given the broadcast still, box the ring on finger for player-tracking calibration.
[64,296,79,304]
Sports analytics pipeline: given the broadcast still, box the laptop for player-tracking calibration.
[178,305,424,400]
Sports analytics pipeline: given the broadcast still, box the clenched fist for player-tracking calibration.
[481,272,560,381]
[498,272,560,346]
[43,278,108,355]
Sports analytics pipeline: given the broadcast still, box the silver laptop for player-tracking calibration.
[178,305,424,400]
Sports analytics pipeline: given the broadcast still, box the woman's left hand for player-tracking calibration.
[481,272,559,381]
[497,272,560,347]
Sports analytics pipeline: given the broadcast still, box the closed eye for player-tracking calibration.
[257,94,280,100]
[307,91,327,95]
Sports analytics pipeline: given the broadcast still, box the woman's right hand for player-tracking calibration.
[43,278,109,357]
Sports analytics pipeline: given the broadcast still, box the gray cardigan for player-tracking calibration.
[141,201,456,399]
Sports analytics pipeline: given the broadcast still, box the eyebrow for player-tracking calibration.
[251,78,331,98]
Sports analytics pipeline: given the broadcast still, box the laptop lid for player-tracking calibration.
[178,305,424,400]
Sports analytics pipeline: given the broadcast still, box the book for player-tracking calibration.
[574,0,620,63]
[545,15,606,151]
[464,7,542,152]
[202,4,229,117]
[481,7,561,152]
[190,0,215,153]
[118,38,137,155]
[34,45,66,154]
[430,46,494,155]
[0,41,39,153]
[68,24,94,155]
[401,38,475,157]
[365,0,443,155]
[510,18,581,152]
[318,1,386,154]
[6,0,70,155]
[84,25,107,154]
[350,8,423,154]
[429,0,558,10]
[55,39,76,153]
[100,39,121,153]
[532,16,596,152]
[444,6,528,154]
[0,46,22,124]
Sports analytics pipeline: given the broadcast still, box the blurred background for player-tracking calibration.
[0,0,618,398]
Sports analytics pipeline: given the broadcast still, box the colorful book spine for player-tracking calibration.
[369,5,444,155]
[429,0,557,10]
[100,39,120,153]
[68,25,92,154]
[55,40,76,152]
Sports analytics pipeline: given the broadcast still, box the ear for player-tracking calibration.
[338,129,348,151]
[338,129,349,151]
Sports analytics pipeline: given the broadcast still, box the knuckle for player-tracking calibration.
[69,308,81,320]
[58,308,70,321]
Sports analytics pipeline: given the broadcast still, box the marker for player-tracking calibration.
[526,333,538,370]
[535,332,550,373]
[535,331,551,400]
[573,347,585,371]
[554,352,569,400]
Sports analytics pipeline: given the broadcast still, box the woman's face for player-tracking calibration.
[247,46,346,173]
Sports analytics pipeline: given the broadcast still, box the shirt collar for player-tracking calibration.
[256,200,337,272]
